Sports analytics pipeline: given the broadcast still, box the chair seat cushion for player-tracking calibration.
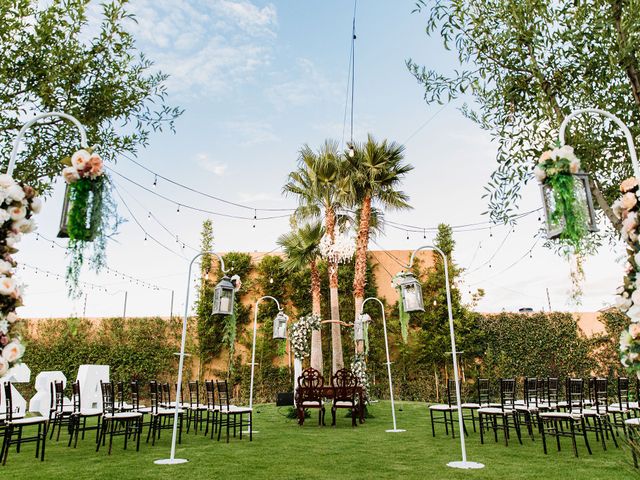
[625,418,640,427]
[75,408,102,416]
[429,404,454,411]
[300,401,323,407]
[515,405,538,412]
[608,405,630,413]
[154,408,184,416]
[461,402,480,409]
[478,407,513,415]
[334,400,355,408]
[539,411,582,420]
[7,416,47,426]
[187,404,208,410]
[221,406,252,414]
[105,412,143,420]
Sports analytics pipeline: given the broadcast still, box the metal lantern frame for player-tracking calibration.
[539,171,598,240]
[272,309,289,340]
[398,272,425,313]
[354,313,370,342]
[212,276,236,316]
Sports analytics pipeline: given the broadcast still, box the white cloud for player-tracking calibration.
[125,0,278,96]
[222,120,279,146]
[196,153,227,176]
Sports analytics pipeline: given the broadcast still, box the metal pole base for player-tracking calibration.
[385,429,406,433]
[154,458,188,465]
[447,461,484,469]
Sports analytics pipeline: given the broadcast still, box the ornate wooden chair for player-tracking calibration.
[1,382,48,465]
[296,368,325,427]
[330,369,359,427]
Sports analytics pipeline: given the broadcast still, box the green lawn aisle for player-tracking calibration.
[1,401,634,480]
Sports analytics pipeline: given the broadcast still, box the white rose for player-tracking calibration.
[617,294,633,312]
[62,166,80,184]
[8,205,26,221]
[13,218,35,234]
[557,145,577,161]
[631,289,640,306]
[30,197,42,214]
[628,304,640,322]
[5,184,25,203]
[71,149,91,170]
[0,356,7,376]
[6,312,17,323]
[0,210,9,225]
[0,276,16,296]
[6,233,21,248]
[0,260,12,275]
[613,199,623,219]
[533,165,546,182]
[1,341,24,363]
[0,174,15,189]
[621,330,634,351]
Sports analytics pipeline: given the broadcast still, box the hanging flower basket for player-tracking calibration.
[289,314,321,359]
[535,145,598,247]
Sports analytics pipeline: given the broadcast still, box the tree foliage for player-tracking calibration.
[409,0,640,238]
[0,0,182,192]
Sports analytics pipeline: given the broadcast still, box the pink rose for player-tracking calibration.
[621,177,639,193]
[622,192,638,210]
[630,323,640,339]
[88,154,104,178]
[539,150,553,162]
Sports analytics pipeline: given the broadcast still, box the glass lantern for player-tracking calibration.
[539,172,598,239]
[355,313,370,342]
[272,310,289,340]
[399,272,425,313]
[57,184,71,238]
[212,276,235,315]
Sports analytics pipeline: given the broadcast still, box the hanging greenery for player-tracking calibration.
[613,176,640,378]
[61,148,118,297]
[0,174,40,378]
[534,145,588,251]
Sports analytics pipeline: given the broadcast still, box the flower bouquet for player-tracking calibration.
[290,314,321,359]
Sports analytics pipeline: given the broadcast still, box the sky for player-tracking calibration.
[15,0,627,319]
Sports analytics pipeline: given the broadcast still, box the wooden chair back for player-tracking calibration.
[331,369,358,403]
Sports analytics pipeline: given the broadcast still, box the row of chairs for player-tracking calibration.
[1,377,253,465]
[430,376,639,459]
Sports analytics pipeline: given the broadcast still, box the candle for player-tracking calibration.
[219,296,230,313]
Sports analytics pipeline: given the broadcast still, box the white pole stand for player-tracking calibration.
[154,458,188,465]
[385,429,406,433]
[447,461,485,470]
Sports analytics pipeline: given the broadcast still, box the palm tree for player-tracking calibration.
[348,134,413,353]
[277,221,324,372]
[284,140,350,373]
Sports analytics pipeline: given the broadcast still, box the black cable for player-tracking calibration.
[119,153,294,213]
[350,0,357,145]
[107,167,291,221]
[466,238,540,286]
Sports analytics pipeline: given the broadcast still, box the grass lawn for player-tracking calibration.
[1,401,636,479]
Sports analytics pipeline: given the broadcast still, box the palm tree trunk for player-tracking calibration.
[310,259,323,373]
[326,207,344,373]
[353,194,372,355]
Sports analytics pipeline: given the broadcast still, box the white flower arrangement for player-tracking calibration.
[616,176,640,378]
[0,174,40,377]
[319,226,355,264]
[289,313,321,359]
[63,149,104,184]
[351,354,369,400]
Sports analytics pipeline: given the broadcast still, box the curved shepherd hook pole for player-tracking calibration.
[360,296,404,433]
[558,108,639,179]
[246,295,283,434]
[8,112,90,176]
[407,246,484,470]
[155,250,228,466]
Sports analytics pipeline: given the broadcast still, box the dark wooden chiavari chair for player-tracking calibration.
[48,380,72,441]
[429,379,459,438]
[67,380,102,448]
[96,381,142,454]
[147,380,183,446]
[478,378,522,447]
[216,380,252,443]
[186,380,208,434]
[204,380,219,438]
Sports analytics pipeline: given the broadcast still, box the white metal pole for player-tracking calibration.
[407,245,484,469]
[361,296,404,433]
[155,251,226,466]
[8,112,89,176]
[558,108,639,180]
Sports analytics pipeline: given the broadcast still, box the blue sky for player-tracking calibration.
[16,0,625,318]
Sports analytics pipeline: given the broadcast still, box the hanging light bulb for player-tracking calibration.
[153,175,158,187]
[147,212,151,221]
[406,231,409,240]
[347,142,355,158]
[176,204,181,213]
[253,210,257,229]
[144,234,148,243]
[423,229,426,240]
[269,277,274,284]
[433,299,437,306]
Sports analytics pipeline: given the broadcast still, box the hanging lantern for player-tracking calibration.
[539,172,598,239]
[355,313,370,342]
[212,276,235,315]
[57,184,71,238]
[272,310,289,340]
[399,272,425,313]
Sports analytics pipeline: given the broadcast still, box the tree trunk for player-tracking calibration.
[353,194,372,355]
[310,259,323,373]
[325,206,344,373]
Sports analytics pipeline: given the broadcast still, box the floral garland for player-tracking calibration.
[614,176,640,378]
[534,145,586,251]
[319,226,355,264]
[351,353,369,400]
[62,148,117,297]
[0,174,41,377]
[289,313,321,359]
[391,272,410,343]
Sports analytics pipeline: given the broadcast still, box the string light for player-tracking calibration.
[153,175,157,187]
